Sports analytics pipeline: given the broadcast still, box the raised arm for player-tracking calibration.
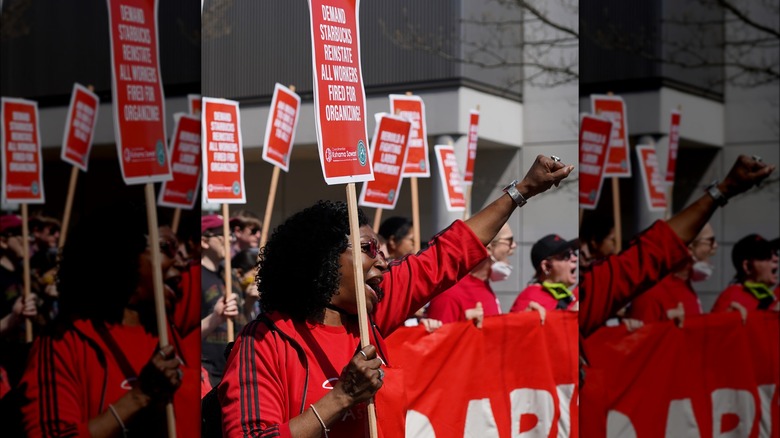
[465,155,574,245]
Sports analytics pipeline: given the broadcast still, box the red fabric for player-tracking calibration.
[173,261,201,337]
[510,283,579,312]
[425,274,501,323]
[711,283,779,312]
[385,312,579,437]
[627,274,702,323]
[219,220,488,438]
[579,220,690,337]
[581,312,780,437]
[19,320,200,437]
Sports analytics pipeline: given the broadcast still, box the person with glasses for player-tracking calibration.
[426,223,516,325]
[200,214,244,390]
[228,209,263,259]
[214,155,574,438]
[17,200,199,437]
[626,223,718,324]
[510,234,579,315]
[711,233,779,313]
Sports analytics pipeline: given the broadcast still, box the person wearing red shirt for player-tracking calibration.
[18,201,199,438]
[215,155,574,438]
[711,233,779,313]
[511,234,578,313]
[626,222,717,323]
[425,222,516,325]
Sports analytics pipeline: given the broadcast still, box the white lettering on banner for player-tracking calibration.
[9,121,33,131]
[179,142,200,154]
[214,111,232,122]
[325,104,361,121]
[118,24,151,43]
[464,399,499,438]
[322,44,353,63]
[606,386,776,438]
[511,388,554,437]
[9,162,37,172]
[665,399,699,437]
[123,104,159,121]
[210,162,238,172]
[178,153,196,164]
[121,44,152,63]
[180,131,200,143]
[405,385,574,437]
[210,121,235,132]
[10,132,32,142]
[172,162,198,175]
[319,24,352,44]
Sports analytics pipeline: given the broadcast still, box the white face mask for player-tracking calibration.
[691,260,714,282]
[490,261,513,282]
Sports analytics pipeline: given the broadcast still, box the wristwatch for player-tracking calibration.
[502,179,527,208]
[706,180,728,207]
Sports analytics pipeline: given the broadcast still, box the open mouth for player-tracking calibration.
[366,276,384,303]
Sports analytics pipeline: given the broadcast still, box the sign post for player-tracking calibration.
[433,144,466,212]
[260,83,301,248]
[591,93,631,251]
[1,97,45,342]
[307,1,377,435]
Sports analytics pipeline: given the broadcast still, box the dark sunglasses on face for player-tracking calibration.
[551,249,577,261]
[350,238,386,260]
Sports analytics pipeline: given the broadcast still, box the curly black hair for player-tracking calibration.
[57,200,147,324]
[257,200,368,322]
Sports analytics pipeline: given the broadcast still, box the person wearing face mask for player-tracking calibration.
[425,223,516,325]
[626,223,717,324]
[711,233,780,312]
[510,234,579,312]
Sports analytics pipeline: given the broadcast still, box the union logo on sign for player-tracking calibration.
[232,181,240,195]
[357,140,367,166]
[156,140,165,165]
[325,148,333,163]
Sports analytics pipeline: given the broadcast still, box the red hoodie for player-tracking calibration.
[19,319,201,437]
[219,220,487,438]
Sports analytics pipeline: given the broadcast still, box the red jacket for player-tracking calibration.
[219,220,487,438]
[579,220,690,338]
[627,274,702,323]
[19,319,200,437]
[711,283,779,312]
[510,283,579,312]
[426,274,502,323]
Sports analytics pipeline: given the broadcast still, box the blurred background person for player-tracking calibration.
[711,233,779,312]
[378,216,415,261]
[511,234,578,312]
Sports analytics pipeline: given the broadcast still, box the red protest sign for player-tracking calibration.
[462,109,479,185]
[308,0,372,185]
[358,113,411,209]
[107,0,170,185]
[591,95,631,178]
[433,145,466,212]
[60,83,99,171]
[158,113,201,209]
[187,94,201,115]
[262,83,301,172]
[636,145,667,211]
[202,98,245,204]
[390,94,430,178]
[579,114,612,209]
[1,98,45,204]
[665,109,681,183]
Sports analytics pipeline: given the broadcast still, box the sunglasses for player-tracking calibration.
[550,249,578,261]
[494,236,515,246]
[351,238,386,260]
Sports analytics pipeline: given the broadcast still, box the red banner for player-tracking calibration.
[591,95,631,178]
[578,114,612,209]
[61,83,100,171]
[463,109,480,185]
[391,94,430,178]
[107,0,171,185]
[158,113,201,209]
[262,83,301,172]
[1,97,45,204]
[636,145,667,211]
[665,109,681,183]
[385,312,579,437]
[433,144,466,212]
[581,312,780,438]
[358,113,411,209]
[202,97,245,204]
[308,0,372,185]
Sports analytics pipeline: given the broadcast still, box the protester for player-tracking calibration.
[201,214,248,388]
[426,222,515,325]
[216,155,573,437]
[511,234,578,314]
[579,212,617,270]
[229,210,262,259]
[710,233,779,312]
[378,216,415,260]
[17,201,199,437]
[579,155,776,339]
[627,223,716,323]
